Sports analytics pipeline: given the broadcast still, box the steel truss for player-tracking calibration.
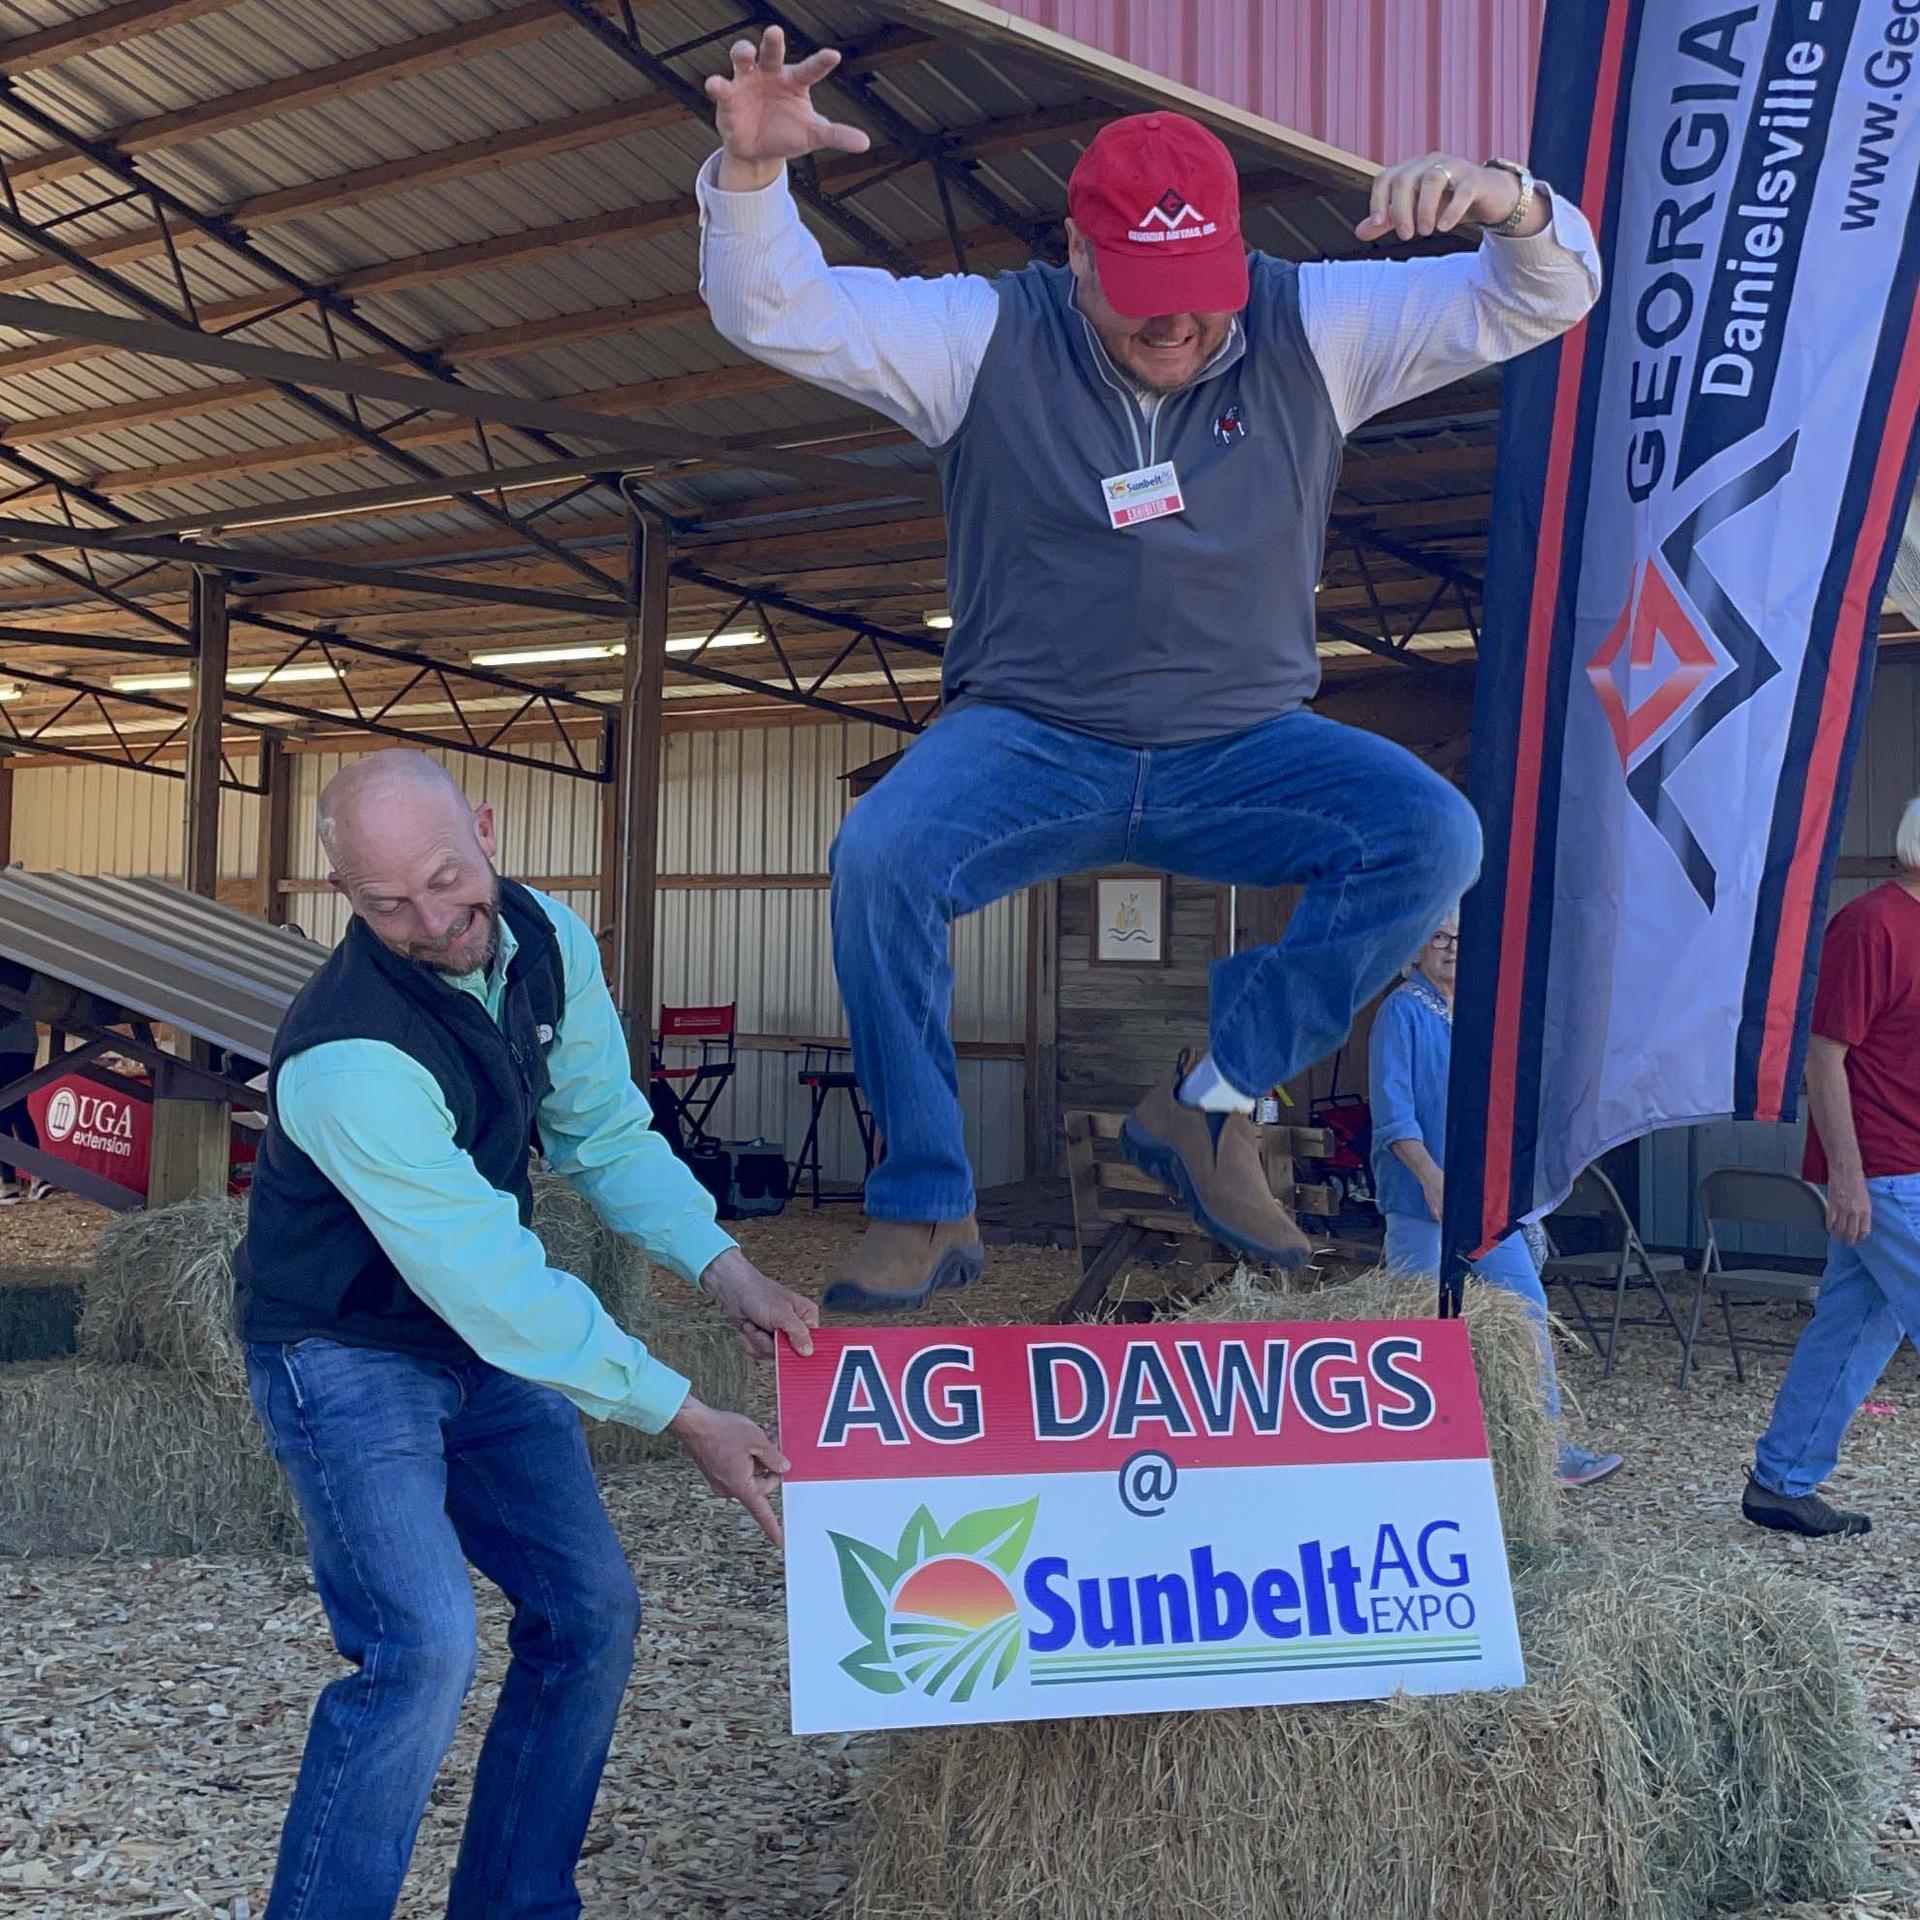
[0,76,953,738]
[1319,523,1483,675]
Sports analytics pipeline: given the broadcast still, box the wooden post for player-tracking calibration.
[183,568,228,899]
[1024,880,1059,1177]
[597,715,620,980]
[256,736,293,925]
[148,1061,230,1206]
[612,509,668,1070]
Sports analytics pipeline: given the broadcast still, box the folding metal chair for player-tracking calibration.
[1539,1165,1688,1379]
[1681,1168,1824,1389]
[653,1003,737,1150]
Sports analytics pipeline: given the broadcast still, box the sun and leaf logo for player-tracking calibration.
[830,1497,1038,1702]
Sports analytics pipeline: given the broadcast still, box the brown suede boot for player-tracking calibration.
[1122,1060,1312,1269]
[822,1217,987,1312]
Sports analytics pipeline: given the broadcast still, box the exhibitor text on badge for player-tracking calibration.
[776,1322,1524,1735]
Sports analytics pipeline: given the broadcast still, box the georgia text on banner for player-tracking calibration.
[1448,0,1920,1273]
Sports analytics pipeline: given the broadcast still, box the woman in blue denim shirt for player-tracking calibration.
[1369,913,1622,1489]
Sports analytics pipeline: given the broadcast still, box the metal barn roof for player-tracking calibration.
[0,867,323,1058]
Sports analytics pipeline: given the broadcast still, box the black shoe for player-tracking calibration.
[1741,1473,1871,1538]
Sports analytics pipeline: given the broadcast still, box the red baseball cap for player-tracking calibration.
[1067,112,1249,319]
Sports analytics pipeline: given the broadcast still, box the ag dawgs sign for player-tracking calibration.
[777,1322,1524,1734]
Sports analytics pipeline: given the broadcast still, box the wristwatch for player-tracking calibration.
[1483,158,1538,235]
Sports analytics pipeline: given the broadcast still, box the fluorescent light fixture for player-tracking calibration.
[665,628,761,654]
[470,643,621,668]
[111,663,342,694]
[0,686,19,703]
[924,609,954,629]
[471,630,763,668]
[233,664,341,688]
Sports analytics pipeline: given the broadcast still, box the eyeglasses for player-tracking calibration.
[1428,932,1460,951]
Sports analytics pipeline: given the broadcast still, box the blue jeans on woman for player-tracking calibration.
[831,703,1480,1221]
[1382,1214,1563,1423]
[1754,1173,1920,1497]
[245,1337,642,1920]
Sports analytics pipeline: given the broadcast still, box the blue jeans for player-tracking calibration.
[1382,1214,1563,1422]
[832,704,1479,1220]
[245,1338,642,1920]
[1754,1174,1920,1497]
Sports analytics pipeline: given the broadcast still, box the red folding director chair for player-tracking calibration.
[652,1004,737,1151]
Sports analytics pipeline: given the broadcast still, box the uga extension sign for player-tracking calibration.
[777,1323,1523,1735]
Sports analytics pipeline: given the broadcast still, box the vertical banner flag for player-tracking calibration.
[777,1324,1523,1735]
[1449,0,1920,1274]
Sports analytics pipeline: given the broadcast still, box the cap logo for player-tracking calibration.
[1128,188,1217,245]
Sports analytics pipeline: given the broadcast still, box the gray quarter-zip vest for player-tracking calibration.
[935,253,1342,747]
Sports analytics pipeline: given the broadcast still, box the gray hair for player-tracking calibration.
[1898,797,1920,874]
[1403,904,1461,978]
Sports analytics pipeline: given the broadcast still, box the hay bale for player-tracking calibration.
[0,1360,300,1557]
[81,1172,651,1397]
[1177,1272,1560,1553]
[848,1542,1878,1920]
[0,1266,84,1361]
[1521,1543,1880,1913]
[82,1195,248,1391]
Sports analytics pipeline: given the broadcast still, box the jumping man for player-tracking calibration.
[699,29,1601,1308]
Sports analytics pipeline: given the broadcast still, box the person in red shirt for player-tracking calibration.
[1745,802,1920,1537]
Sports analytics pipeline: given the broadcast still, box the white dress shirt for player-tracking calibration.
[695,150,1602,448]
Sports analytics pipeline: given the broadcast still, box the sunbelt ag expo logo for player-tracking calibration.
[831,1498,1037,1701]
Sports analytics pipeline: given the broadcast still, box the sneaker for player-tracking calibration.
[1121,1059,1311,1269]
[1741,1472,1871,1538]
[26,1180,51,1201]
[821,1217,986,1313]
[1557,1444,1624,1488]
[0,1183,21,1206]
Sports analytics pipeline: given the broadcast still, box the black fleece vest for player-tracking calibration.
[234,879,564,1356]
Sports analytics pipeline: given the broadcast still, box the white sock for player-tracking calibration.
[1178,1053,1257,1114]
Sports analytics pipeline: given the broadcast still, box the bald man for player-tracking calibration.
[234,750,816,1920]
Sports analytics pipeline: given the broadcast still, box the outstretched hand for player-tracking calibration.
[1355,154,1525,243]
[701,1246,818,1360]
[670,1396,791,1545]
[706,25,869,189]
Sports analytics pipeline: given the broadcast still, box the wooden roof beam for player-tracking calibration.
[0,12,932,196]
[0,0,243,76]
[0,85,1073,310]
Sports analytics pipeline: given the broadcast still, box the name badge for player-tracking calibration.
[1101,459,1184,529]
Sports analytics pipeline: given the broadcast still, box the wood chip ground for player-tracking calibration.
[3,1203,1917,1917]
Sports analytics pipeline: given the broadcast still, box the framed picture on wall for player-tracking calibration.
[1090,872,1170,967]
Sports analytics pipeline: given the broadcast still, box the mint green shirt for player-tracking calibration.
[274,889,735,1432]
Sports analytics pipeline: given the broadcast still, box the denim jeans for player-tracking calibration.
[1754,1174,1920,1497]
[831,703,1480,1220]
[1382,1214,1563,1423]
[245,1338,642,1920]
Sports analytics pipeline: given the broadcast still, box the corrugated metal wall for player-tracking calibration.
[1637,657,1920,1256]
[992,0,1544,167]
[7,720,1027,1189]
[13,760,258,882]
[654,725,1025,1188]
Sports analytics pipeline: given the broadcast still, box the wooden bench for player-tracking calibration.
[1058,1110,1337,1320]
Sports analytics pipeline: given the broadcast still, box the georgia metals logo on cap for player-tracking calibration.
[1128,187,1218,245]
